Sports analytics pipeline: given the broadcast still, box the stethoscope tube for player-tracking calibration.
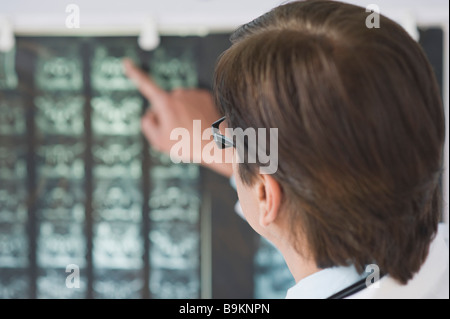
[327,273,385,299]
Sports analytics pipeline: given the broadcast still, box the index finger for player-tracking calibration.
[123,58,168,104]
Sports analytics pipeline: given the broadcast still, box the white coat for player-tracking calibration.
[349,223,449,299]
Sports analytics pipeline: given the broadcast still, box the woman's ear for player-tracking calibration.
[256,174,282,227]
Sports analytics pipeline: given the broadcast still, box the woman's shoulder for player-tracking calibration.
[349,223,449,299]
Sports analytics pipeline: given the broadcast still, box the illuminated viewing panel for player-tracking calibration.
[0,35,294,299]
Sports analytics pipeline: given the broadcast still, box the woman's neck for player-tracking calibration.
[275,238,320,283]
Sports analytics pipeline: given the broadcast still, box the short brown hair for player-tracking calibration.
[213,0,445,284]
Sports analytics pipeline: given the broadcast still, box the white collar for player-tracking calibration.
[285,264,365,299]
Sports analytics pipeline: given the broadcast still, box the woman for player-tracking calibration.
[124,0,449,298]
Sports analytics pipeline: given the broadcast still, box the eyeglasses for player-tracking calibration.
[211,116,235,149]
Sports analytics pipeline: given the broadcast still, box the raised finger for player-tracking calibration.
[123,58,168,106]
